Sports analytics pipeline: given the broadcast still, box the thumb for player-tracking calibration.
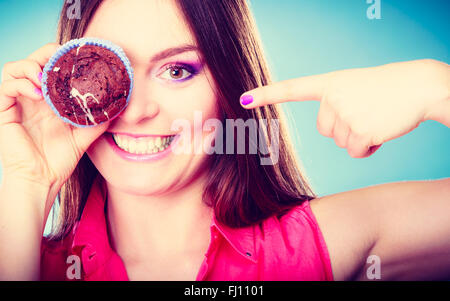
[72,121,110,152]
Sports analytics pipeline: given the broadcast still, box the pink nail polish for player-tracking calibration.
[240,94,253,106]
[38,72,43,83]
[35,88,43,97]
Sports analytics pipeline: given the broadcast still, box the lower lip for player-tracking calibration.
[105,133,180,162]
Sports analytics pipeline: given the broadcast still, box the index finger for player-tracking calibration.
[27,43,61,67]
[239,72,331,108]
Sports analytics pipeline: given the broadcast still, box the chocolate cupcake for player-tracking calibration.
[42,38,133,127]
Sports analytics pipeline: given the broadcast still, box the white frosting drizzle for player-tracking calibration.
[68,42,107,125]
[71,105,80,124]
[70,87,100,125]
[53,67,60,72]
[76,42,86,56]
[71,87,100,104]
[72,42,87,74]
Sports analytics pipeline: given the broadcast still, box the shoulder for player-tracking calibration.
[279,202,335,268]
[254,201,334,280]
[308,178,450,280]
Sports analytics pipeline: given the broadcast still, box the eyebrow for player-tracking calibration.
[149,44,199,63]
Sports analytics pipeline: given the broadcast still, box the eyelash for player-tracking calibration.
[159,63,199,83]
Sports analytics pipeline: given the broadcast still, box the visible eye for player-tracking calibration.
[159,64,197,82]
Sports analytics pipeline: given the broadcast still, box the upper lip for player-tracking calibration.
[108,132,177,138]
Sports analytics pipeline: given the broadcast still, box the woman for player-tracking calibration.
[0,0,448,281]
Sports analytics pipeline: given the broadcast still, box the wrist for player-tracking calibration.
[0,175,52,199]
[424,91,450,127]
[0,176,54,230]
[423,59,450,127]
[0,178,52,280]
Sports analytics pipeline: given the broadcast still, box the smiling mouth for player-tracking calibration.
[111,133,177,154]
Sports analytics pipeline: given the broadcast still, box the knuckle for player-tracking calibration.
[316,119,323,134]
[371,135,383,147]
[23,58,39,68]
[346,147,356,158]
[2,61,15,71]
[348,152,358,158]
[0,79,14,93]
[348,149,363,159]
[317,120,332,137]
[1,61,14,82]
[335,134,347,148]
[0,106,18,125]
[335,139,344,148]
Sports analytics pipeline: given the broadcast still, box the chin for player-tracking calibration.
[104,169,184,197]
[110,174,162,194]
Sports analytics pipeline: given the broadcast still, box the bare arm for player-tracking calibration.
[239,46,450,280]
[0,178,52,280]
[310,177,450,280]
[0,44,108,280]
[243,59,450,157]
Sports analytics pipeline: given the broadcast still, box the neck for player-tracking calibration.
[105,173,214,265]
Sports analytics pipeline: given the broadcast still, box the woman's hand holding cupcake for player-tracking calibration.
[240,59,450,158]
[0,39,132,279]
[0,43,110,217]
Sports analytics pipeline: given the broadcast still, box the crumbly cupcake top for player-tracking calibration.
[45,44,131,126]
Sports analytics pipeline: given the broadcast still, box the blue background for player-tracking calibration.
[0,0,449,199]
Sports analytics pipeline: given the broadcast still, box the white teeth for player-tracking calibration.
[128,140,137,153]
[112,134,175,155]
[122,139,129,151]
[115,134,122,145]
[148,139,154,150]
[155,137,162,148]
[137,142,146,154]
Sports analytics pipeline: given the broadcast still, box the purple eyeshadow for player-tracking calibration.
[168,61,204,82]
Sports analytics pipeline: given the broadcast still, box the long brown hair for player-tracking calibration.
[49,0,315,240]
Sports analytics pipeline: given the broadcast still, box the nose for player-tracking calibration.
[116,69,159,124]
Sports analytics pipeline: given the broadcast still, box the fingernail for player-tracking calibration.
[240,94,253,106]
[38,72,43,83]
[35,88,43,97]
[368,144,382,154]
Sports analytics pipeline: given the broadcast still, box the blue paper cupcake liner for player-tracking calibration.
[41,37,134,128]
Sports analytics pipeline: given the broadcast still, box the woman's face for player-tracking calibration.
[85,0,220,195]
